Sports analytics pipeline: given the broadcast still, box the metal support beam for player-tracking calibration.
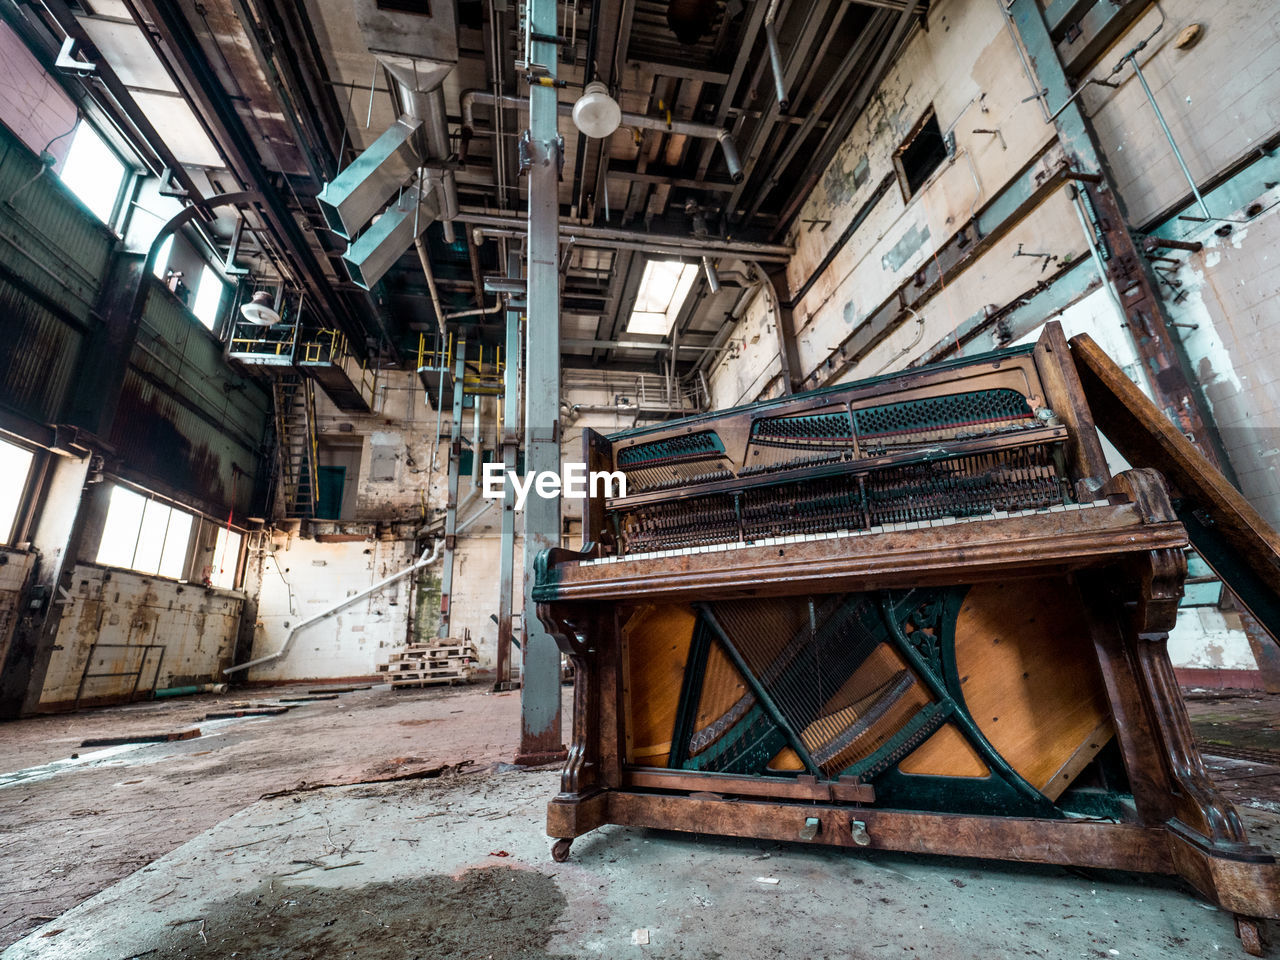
[516,0,565,765]
[1006,0,1231,474]
[495,251,522,691]
[439,340,467,637]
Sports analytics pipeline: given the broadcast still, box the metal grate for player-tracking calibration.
[854,388,1033,439]
[752,412,854,443]
[618,431,725,467]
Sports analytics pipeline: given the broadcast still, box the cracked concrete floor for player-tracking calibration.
[1,686,1277,959]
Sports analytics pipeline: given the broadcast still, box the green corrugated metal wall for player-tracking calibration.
[0,123,270,516]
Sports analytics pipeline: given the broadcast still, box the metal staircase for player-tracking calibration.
[272,374,319,519]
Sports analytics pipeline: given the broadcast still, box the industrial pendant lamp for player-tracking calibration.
[239,290,282,326]
[572,81,621,139]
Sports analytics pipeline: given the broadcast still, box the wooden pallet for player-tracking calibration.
[381,633,477,688]
[381,660,478,675]
[390,666,476,688]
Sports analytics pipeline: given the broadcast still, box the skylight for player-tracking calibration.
[627,259,699,336]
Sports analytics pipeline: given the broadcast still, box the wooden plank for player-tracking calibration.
[604,791,1174,874]
[1070,332,1280,645]
[1032,320,1111,493]
[80,728,201,747]
[950,577,1112,797]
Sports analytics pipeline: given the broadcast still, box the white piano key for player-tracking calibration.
[1092,499,1112,508]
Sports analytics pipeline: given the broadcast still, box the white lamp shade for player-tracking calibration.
[572,82,622,139]
[240,291,282,326]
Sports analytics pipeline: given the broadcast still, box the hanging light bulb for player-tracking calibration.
[572,81,622,139]
[239,290,282,326]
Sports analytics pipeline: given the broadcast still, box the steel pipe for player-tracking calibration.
[461,90,744,183]
[457,209,792,260]
[764,0,789,110]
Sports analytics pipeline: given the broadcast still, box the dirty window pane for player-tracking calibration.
[132,499,172,574]
[95,484,195,579]
[96,486,146,569]
[192,263,225,330]
[58,120,125,223]
[0,438,34,544]
[210,526,242,589]
[158,509,192,580]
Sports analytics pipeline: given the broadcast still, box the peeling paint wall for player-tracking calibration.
[0,548,35,671]
[1085,0,1280,227]
[36,564,242,709]
[245,535,417,683]
[1164,196,1280,529]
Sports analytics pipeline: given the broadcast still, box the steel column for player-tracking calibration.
[1006,0,1230,473]
[516,0,566,764]
[495,251,522,691]
[438,340,467,637]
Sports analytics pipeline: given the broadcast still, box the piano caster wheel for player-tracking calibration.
[551,839,573,863]
[1235,916,1265,957]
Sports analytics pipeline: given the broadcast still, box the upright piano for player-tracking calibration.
[533,322,1280,954]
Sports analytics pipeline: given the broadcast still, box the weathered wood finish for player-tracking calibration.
[538,505,1187,603]
[538,332,1280,942]
[1071,331,1280,644]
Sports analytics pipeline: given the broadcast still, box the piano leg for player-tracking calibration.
[1235,916,1265,957]
[1084,551,1280,932]
[542,605,613,852]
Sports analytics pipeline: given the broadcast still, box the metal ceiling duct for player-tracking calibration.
[344,188,442,290]
[322,0,460,280]
[317,115,423,239]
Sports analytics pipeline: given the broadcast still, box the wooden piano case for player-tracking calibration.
[534,324,1280,953]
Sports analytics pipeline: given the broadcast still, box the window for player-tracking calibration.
[58,120,125,223]
[0,438,34,545]
[209,525,242,589]
[96,485,193,579]
[192,263,226,329]
[893,107,949,200]
[152,235,174,279]
[627,259,699,335]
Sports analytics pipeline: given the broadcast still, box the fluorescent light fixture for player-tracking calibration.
[627,259,698,335]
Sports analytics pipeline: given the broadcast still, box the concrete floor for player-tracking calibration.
[1,685,1277,958]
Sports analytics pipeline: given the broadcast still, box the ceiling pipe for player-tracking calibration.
[461,90,744,183]
[458,209,792,256]
[414,235,503,338]
[764,0,789,111]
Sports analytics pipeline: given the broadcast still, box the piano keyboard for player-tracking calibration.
[578,500,1116,567]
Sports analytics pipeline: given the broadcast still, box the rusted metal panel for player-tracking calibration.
[107,288,272,516]
[0,131,114,322]
[37,564,242,708]
[0,284,84,423]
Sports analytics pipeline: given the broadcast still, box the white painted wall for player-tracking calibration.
[245,535,416,683]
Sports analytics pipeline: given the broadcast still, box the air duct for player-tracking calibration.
[323,1,460,272]
[344,187,441,289]
[316,115,423,239]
